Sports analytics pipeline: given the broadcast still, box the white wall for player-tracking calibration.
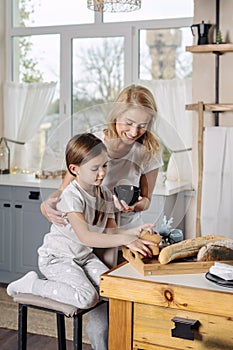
[0,0,5,134]
[185,0,233,238]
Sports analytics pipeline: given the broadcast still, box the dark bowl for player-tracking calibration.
[114,185,140,206]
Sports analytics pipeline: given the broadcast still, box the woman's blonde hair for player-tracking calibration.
[106,84,160,160]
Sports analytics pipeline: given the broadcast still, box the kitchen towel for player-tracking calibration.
[201,127,233,238]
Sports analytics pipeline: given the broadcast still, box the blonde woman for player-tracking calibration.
[42,85,163,233]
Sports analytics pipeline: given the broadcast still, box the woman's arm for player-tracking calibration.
[67,213,155,257]
[40,171,75,225]
[135,168,158,211]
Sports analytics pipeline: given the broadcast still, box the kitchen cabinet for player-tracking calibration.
[0,185,55,283]
[141,190,187,232]
[0,186,12,274]
[141,179,192,232]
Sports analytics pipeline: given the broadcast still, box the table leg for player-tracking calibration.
[108,298,133,350]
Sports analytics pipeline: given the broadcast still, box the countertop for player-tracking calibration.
[0,174,193,195]
[109,262,233,293]
[0,174,61,189]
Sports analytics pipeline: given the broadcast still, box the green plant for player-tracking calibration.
[216,29,223,44]
[162,146,171,172]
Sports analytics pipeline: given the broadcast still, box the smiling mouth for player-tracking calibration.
[125,133,137,141]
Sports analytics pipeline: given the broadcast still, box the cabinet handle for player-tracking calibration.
[171,317,200,340]
[28,191,40,200]
[3,203,11,207]
[15,204,22,209]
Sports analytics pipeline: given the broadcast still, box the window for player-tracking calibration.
[6,0,194,173]
[104,0,193,22]
[11,34,60,171]
[72,36,124,113]
[139,27,192,80]
[72,36,124,134]
[13,0,94,27]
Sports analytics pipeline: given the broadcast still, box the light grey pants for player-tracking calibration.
[33,253,109,350]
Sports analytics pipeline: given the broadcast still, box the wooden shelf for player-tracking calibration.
[186,103,233,112]
[186,44,233,54]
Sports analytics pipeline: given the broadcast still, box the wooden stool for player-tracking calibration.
[13,293,106,350]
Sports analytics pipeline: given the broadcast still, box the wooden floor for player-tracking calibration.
[0,328,92,350]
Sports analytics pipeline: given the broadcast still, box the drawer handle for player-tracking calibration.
[28,191,40,200]
[171,317,200,340]
[3,203,11,207]
[15,204,22,209]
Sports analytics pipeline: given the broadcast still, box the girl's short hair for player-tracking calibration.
[66,133,107,176]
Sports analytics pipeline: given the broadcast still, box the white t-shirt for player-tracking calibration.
[95,130,163,228]
[38,180,115,260]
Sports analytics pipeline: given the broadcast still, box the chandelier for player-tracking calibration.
[87,0,141,12]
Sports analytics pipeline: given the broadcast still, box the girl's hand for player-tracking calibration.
[41,197,66,226]
[127,223,155,237]
[113,195,143,213]
[126,239,156,258]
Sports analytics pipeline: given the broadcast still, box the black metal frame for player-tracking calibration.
[214,0,220,126]
[17,300,106,350]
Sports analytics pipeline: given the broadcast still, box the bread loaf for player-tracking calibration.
[158,235,230,265]
[140,230,161,256]
[197,240,233,261]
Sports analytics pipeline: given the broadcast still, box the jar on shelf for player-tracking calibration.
[0,137,10,174]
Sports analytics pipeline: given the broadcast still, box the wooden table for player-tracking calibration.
[100,262,233,350]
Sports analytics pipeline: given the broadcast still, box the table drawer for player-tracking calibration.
[133,303,233,350]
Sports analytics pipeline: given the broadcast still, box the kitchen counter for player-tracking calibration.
[0,175,192,283]
[0,174,192,195]
[0,174,61,189]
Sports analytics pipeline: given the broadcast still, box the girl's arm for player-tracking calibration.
[105,218,155,236]
[113,168,158,213]
[40,171,75,225]
[67,213,155,257]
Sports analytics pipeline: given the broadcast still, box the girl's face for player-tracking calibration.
[71,150,108,190]
[115,108,151,144]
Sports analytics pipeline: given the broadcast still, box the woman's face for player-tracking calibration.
[115,108,151,144]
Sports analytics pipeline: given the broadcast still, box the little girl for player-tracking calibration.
[7,133,156,350]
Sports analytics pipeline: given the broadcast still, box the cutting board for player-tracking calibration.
[122,246,233,276]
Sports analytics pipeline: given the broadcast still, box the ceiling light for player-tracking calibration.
[87,0,141,12]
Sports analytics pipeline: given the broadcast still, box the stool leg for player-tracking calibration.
[18,304,27,350]
[73,315,83,350]
[56,313,66,350]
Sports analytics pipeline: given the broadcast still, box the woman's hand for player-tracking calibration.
[113,195,143,213]
[41,196,66,226]
[113,195,150,213]
[126,238,156,257]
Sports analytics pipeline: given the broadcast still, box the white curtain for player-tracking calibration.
[201,127,233,238]
[3,81,56,169]
[139,78,192,182]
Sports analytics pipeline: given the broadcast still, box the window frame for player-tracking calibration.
[5,0,193,143]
